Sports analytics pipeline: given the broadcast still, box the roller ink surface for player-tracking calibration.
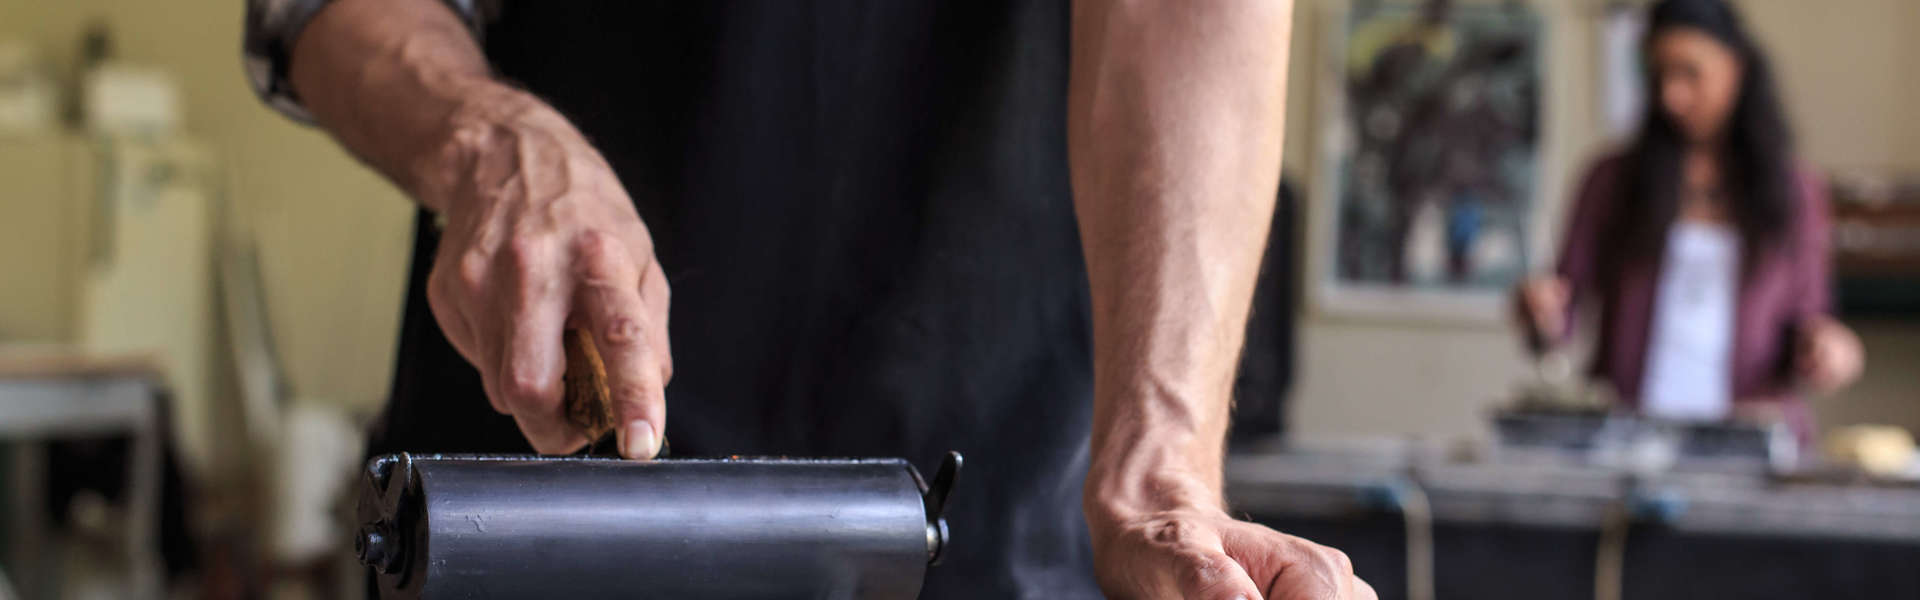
[355,452,960,599]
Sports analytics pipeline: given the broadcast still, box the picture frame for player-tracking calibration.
[1304,0,1554,325]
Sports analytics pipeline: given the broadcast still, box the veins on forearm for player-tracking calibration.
[289,0,502,205]
[1070,1,1291,519]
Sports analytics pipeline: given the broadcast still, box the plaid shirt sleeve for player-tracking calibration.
[243,0,483,123]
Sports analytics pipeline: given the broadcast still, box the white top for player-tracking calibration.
[1640,222,1741,421]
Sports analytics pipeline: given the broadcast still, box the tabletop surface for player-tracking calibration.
[0,345,165,381]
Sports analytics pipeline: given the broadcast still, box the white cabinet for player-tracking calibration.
[76,136,220,477]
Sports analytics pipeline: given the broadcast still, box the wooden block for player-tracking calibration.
[563,328,615,444]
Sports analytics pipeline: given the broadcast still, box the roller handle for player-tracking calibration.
[921,452,962,565]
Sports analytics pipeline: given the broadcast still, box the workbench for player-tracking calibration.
[1227,435,1920,600]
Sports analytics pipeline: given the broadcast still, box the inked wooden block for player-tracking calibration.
[563,328,615,444]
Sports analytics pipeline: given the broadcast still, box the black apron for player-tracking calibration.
[369,2,1100,597]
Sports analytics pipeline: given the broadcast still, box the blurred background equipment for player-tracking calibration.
[1830,172,1920,316]
[0,23,210,597]
[0,41,58,136]
[78,135,217,478]
[1231,427,1920,600]
[0,353,169,600]
[80,64,178,136]
[1,10,372,598]
[1823,424,1917,478]
[220,231,363,598]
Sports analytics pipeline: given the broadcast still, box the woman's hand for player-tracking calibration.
[421,90,673,459]
[1514,276,1571,351]
[1090,504,1376,600]
[1797,315,1863,394]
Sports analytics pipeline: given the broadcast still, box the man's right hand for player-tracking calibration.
[287,0,669,458]
[420,92,672,459]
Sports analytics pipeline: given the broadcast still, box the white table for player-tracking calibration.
[0,353,165,600]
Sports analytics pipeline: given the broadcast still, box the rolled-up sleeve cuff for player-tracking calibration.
[243,0,482,124]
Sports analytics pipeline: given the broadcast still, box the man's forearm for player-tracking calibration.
[1069,0,1292,522]
[289,0,528,211]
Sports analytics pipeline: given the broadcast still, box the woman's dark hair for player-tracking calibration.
[1613,0,1796,272]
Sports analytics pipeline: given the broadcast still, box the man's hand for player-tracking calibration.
[287,0,669,458]
[1093,507,1376,600]
[423,95,672,458]
[1069,1,1369,597]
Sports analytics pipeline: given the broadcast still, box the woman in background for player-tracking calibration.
[1517,0,1862,439]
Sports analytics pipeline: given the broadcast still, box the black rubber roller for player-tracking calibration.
[355,452,961,599]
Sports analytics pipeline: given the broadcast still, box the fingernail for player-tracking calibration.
[623,420,657,460]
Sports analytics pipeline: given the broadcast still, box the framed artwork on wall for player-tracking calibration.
[1305,0,1546,323]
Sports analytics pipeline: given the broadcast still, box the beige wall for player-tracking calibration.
[1283,0,1920,440]
[0,135,86,341]
[0,0,413,412]
[1745,0,1920,173]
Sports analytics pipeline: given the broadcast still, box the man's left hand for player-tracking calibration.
[1091,506,1378,600]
